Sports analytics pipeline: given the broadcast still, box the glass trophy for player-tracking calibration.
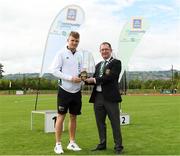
[80,50,95,81]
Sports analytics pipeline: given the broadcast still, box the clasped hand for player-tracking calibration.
[71,76,81,83]
[71,76,95,84]
[84,77,95,84]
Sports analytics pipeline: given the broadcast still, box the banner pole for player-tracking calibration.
[34,77,41,110]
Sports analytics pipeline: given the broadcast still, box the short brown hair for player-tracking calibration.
[69,31,80,39]
[100,42,112,49]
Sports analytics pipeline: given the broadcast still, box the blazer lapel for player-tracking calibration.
[104,57,114,68]
[95,63,102,77]
[95,57,114,77]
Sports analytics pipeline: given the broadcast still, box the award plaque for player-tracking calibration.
[80,71,88,81]
[80,50,95,81]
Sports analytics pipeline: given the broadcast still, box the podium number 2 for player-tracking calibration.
[122,116,126,124]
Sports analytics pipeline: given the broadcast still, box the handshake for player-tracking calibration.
[71,71,95,84]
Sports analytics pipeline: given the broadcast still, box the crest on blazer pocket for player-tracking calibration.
[105,69,111,75]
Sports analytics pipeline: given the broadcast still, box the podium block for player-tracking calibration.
[120,113,130,125]
[31,110,64,133]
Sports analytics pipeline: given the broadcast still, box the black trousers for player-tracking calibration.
[94,92,123,150]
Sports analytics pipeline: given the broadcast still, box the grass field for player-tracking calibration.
[0,94,180,155]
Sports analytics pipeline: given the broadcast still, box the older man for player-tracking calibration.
[85,42,123,154]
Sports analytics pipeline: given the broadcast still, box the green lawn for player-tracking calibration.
[0,94,180,155]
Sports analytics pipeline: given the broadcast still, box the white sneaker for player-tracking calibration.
[54,144,64,154]
[67,142,82,151]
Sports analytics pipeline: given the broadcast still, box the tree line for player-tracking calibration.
[0,72,179,91]
[128,79,179,90]
[0,77,58,90]
[0,63,4,79]
[128,71,179,92]
[0,63,179,91]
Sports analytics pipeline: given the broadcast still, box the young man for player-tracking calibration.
[51,31,83,154]
[85,42,123,154]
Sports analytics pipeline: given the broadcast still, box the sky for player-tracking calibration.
[0,0,180,74]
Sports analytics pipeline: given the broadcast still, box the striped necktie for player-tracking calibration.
[99,61,107,77]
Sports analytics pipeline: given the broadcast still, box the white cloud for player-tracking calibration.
[128,30,180,71]
[174,0,180,7]
[155,5,174,11]
[0,0,179,74]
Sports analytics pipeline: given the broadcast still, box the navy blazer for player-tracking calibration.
[89,57,122,103]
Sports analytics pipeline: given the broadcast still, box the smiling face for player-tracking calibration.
[67,36,80,51]
[67,31,80,51]
[100,43,112,60]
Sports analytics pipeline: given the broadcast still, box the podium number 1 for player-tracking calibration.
[52,116,57,127]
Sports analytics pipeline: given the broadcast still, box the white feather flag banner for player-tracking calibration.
[40,5,85,77]
[118,17,149,80]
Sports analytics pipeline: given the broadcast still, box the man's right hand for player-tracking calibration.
[71,76,81,83]
[84,77,96,84]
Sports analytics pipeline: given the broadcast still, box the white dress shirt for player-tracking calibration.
[96,57,111,92]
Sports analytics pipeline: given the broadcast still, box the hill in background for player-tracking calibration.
[3,70,179,81]
[126,70,178,81]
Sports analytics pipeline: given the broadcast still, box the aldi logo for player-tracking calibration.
[133,19,142,29]
[67,8,77,21]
